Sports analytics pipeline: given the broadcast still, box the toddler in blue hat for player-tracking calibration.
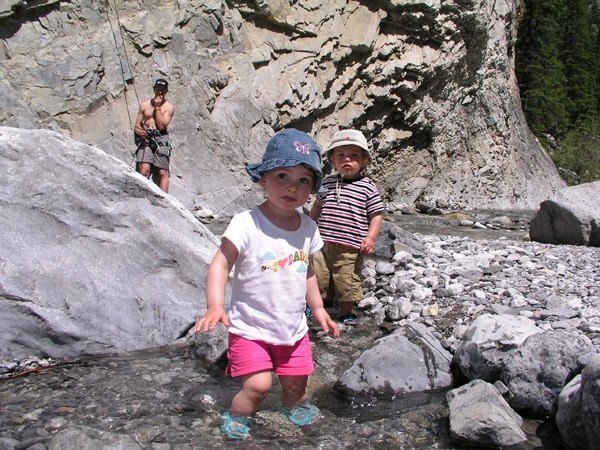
[193,129,340,440]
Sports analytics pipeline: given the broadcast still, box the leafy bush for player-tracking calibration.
[550,117,600,185]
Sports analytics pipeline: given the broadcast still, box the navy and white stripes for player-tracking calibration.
[315,174,384,250]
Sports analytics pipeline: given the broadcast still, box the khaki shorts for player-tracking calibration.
[310,242,363,304]
[135,134,171,170]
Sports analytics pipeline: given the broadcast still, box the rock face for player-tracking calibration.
[0,0,565,212]
[529,181,600,247]
[0,127,219,359]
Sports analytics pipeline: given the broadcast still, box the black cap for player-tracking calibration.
[153,79,168,91]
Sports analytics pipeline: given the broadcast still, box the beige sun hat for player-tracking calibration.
[324,129,372,165]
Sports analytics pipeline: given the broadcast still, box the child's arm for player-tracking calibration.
[306,266,340,337]
[193,238,238,333]
[360,211,383,255]
[308,199,322,221]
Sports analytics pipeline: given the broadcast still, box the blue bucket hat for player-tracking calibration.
[246,128,323,193]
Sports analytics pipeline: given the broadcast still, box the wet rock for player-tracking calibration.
[334,323,453,398]
[447,379,527,448]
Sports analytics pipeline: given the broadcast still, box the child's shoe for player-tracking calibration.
[280,404,321,426]
[221,411,251,440]
[339,313,358,326]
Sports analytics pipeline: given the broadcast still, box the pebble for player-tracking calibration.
[363,233,600,351]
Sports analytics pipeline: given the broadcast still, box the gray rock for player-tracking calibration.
[47,425,143,450]
[193,323,228,363]
[453,314,542,381]
[447,379,527,448]
[501,330,595,418]
[0,127,219,359]
[556,354,600,450]
[334,322,453,398]
[529,181,600,247]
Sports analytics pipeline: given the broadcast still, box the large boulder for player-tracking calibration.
[500,330,595,418]
[529,181,600,246]
[556,354,600,450]
[0,127,219,360]
[453,314,541,382]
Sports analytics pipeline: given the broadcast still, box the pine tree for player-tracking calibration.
[562,0,599,125]
[592,0,600,112]
[516,0,568,139]
[516,0,600,183]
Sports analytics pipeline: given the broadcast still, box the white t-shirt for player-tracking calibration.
[223,207,323,345]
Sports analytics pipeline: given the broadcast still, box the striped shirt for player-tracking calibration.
[315,174,384,250]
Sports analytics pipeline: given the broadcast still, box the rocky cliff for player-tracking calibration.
[0,0,565,212]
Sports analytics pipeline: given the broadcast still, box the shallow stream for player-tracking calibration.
[0,210,570,449]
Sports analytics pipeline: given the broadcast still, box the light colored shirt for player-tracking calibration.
[224,207,323,345]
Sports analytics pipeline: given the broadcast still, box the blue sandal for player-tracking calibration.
[280,404,321,426]
[221,411,251,440]
[339,314,358,326]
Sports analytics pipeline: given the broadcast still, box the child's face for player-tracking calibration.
[259,165,315,210]
[331,145,366,178]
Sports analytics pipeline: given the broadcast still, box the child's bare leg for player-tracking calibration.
[231,370,272,415]
[279,375,321,425]
[278,375,308,408]
[339,300,354,316]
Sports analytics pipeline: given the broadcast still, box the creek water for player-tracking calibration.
[0,335,561,449]
[1,210,569,449]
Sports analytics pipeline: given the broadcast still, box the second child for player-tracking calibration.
[309,129,384,326]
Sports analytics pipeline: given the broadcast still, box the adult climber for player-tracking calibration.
[133,78,175,193]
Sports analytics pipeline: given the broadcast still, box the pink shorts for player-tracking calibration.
[226,333,314,378]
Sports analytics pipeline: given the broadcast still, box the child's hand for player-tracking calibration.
[192,307,229,333]
[311,307,340,337]
[360,236,375,254]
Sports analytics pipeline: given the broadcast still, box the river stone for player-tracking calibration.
[47,425,143,450]
[334,322,453,398]
[556,353,600,450]
[453,314,542,382]
[447,379,527,448]
[500,330,595,418]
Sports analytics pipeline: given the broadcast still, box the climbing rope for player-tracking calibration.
[104,0,140,131]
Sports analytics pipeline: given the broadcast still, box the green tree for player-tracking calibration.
[552,117,600,184]
[516,0,600,183]
[592,0,600,111]
[516,0,568,139]
[561,0,599,125]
